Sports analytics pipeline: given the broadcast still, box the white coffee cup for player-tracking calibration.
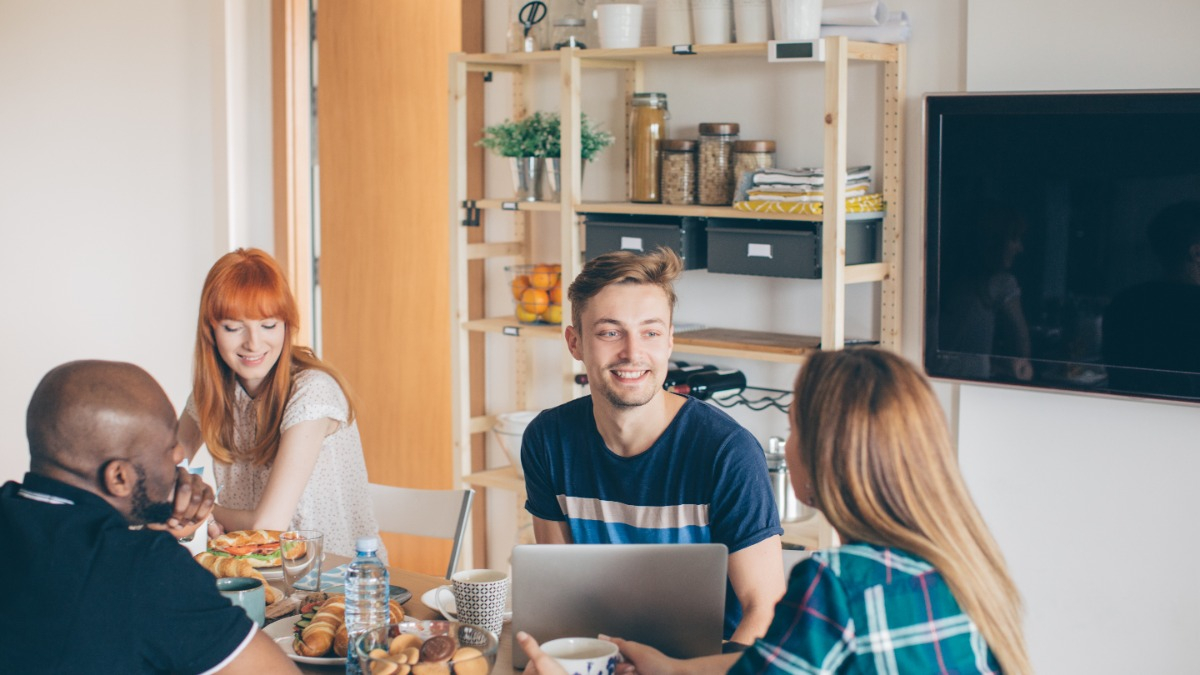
[691,0,733,45]
[772,0,822,40]
[733,0,771,43]
[542,637,620,675]
[596,3,644,49]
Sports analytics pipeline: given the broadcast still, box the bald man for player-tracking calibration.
[0,360,298,674]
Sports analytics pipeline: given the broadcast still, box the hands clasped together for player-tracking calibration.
[146,467,215,540]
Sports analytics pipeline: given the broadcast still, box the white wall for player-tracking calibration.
[0,0,273,483]
[482,0,1200,670]
[959,0,1200,671]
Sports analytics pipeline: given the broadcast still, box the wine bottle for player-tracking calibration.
[674,369,747,400]
[662,363,717,389]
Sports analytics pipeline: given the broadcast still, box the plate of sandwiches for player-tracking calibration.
[263,594,405,665]
[193,529,288,603]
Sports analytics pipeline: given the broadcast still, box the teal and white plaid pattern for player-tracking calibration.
[732,544,1001,674]
[292,563,349,592]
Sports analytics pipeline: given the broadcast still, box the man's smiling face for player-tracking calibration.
[567,282,674,409]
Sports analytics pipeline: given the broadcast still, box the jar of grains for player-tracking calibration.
[697,122,740,205]
[660,139,697,205]
[630,93,671,203]
[732,140,776,200]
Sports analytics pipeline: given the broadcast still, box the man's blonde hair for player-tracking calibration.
[567,247,682,328]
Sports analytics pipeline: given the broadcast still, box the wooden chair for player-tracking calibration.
[368,483,475,579]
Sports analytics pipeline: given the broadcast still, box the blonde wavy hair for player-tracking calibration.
[192,248,356,466]
[793,348,1032,674]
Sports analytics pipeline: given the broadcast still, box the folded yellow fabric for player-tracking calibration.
[733,193,884,214]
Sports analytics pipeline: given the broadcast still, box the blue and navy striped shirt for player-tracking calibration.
[522,395,783,637]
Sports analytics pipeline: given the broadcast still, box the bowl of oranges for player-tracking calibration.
[509,263,563,325]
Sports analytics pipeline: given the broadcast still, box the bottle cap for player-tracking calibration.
[355,536,379,553]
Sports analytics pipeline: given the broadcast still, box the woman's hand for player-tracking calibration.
[516,632,568,675]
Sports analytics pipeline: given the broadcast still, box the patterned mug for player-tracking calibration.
[434,568,509,636]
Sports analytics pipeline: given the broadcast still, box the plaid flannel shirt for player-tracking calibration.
[732,543,1001,674]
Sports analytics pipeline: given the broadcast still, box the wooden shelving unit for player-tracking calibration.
[449,38,905,564]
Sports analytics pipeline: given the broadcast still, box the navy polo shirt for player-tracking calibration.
[0,473,255,674]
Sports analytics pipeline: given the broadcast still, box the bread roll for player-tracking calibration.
[294,595,346,657]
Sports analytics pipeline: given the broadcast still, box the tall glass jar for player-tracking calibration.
[698,122,739,205]
[660,139,697,205]
[732,140,776,200]
[630,92,670,203]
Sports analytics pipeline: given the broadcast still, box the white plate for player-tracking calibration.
[421,586,513,622]
[258,566,283,581]
[263,617,344,666]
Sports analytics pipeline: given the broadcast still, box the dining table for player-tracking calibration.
[281,554,516,675]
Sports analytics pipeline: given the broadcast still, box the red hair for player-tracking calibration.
[192,248,356,465]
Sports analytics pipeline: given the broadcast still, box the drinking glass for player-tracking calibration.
[279,529,324,594]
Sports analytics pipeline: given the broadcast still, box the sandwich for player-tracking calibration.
[207,529,284,568]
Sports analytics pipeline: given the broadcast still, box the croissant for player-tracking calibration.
[333,598,405,657]
[294,595,346,657]
[193,551,283,604]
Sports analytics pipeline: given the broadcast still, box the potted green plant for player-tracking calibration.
[543,113,615,200]
[478,113,554,201]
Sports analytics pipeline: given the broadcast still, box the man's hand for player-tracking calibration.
[147,467,215,538]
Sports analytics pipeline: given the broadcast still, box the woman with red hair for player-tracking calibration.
[178,248,381,559]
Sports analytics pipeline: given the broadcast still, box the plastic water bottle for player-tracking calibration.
[343,536,389,675]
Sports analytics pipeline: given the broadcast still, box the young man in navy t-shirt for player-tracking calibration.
[522,247,785,646]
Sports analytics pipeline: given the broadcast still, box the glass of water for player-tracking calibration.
[279,530,324,595]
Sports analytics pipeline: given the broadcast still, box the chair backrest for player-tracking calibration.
[368,483,475,579]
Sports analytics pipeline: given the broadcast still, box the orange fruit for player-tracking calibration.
[549,282,562,305]
[515,304,540,324]
[529,264,557,290]
[520,287,550,315]
[542,304,563,325]
[512,274,531,300]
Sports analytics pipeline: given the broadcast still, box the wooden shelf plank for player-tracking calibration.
[462,316,564,339]
[457,40,898,67]
[474,198,561,212]
[674,328,819,362]
[463,465,526,494]
[580,201,819,221]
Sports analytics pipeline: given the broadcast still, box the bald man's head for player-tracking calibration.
[26,361,179,515]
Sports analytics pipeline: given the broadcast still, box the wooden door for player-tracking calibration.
[314,1,463,575]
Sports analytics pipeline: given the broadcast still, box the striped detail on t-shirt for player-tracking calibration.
[556,495,712,544]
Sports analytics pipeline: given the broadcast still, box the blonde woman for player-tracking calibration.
[179,248,381,559]
[519,348,1031,674]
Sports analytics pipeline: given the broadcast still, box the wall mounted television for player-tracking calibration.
[924,91,1200,403]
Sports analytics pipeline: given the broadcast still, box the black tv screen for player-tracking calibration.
[924,91,1200,402]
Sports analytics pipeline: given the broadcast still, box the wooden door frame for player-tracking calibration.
[271,0,490,568]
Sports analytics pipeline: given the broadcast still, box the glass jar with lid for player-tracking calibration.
[660,139,697,205]
[552,18,589,49]
[732,140,776,200]
[697,122,739,205]
[630,92,670,203]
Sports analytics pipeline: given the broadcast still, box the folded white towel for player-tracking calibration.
[821,0,888,26]
[820,10,911,44]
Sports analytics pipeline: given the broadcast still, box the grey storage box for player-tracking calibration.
[583,214,707,270]
[706,215,881,278]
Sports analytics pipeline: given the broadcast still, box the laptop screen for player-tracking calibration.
[511,543,728,668]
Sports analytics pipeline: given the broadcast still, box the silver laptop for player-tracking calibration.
[511,543,728,669]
